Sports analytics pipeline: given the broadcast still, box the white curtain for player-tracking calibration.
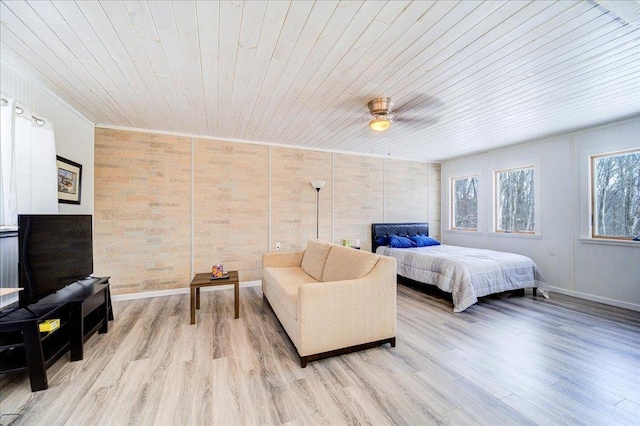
[30,124,58,213]
[15,104,58,215]
[0,96,58,226]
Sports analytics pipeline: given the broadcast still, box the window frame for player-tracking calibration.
[449,174,479,232]
[590,148,640,241]
[492,163,539,236]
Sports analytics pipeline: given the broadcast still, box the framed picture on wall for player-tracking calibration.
[56,156,82,205]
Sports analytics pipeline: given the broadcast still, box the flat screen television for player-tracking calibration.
[18,214,93,306]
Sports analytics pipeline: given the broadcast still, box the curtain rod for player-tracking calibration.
[1,96,47,126]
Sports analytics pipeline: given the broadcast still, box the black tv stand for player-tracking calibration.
[0,277,112,391]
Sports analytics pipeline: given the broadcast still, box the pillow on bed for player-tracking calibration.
[389,235,416,248]
[409,235,441,247]
[375,236,388,247]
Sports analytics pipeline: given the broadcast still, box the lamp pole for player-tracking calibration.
[310,181,325,240]
[315,187,320,239]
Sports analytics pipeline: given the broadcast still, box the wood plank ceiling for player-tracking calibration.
[1,0,639,161]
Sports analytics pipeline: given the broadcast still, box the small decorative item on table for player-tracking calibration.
[211,264,229,280]
[212,264,224,278]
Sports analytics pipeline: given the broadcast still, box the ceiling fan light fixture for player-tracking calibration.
[369,115,392,131]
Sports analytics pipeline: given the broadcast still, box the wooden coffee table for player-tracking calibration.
[190,270,239,324]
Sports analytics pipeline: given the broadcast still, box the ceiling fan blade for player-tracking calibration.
[393,94,445,115]
[394,116,440,127]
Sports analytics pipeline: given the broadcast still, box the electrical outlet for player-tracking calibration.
[548,246,556,256]
[276,242,281,252]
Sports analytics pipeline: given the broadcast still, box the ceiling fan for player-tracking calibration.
[366,96,443,132]
[367,97,395,132]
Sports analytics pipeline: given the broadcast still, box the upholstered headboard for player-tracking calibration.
[371,223,429,252]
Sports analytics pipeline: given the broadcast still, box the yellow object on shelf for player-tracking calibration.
[39,319,60,333]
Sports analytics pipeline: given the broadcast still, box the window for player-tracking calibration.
[451,175,478,230]
[495,166,535,234]
[591,149,640,240]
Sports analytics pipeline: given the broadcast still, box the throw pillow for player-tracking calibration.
[389,235,416,248]
[409,235,441,247]
[300,239,332,281]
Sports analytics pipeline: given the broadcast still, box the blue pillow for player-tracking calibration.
[409,235,441,247]
[375,236,388,247]
[389,235,416,248]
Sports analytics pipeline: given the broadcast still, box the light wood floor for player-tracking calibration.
[1,283,639,425]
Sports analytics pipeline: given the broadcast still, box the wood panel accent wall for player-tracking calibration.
[270,148,332,252]
[333,154,384,250]
[94,128,440,295]
[193,139,269,281]
[93,128,191,293]
[383,159,432,228]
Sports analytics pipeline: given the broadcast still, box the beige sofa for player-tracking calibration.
[262,239,397,367]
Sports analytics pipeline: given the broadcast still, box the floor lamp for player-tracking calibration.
[310,181,325,239]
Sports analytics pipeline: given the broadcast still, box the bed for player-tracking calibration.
[372,223,549,312]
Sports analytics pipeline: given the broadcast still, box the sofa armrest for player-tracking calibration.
[262,251,304,268]
[296,256,397,357]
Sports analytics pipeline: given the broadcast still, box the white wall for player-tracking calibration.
[1,60,95,214]
[441,118,640,311]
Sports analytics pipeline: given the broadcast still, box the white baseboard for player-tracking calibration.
[548,286,640,312]
[112,282,639,313]
[111,280,262,302]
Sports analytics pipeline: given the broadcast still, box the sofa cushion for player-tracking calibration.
[263,267,318,320]
[322,245,379,282]
[300,239,332,281]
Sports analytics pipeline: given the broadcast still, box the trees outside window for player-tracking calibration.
[495,166,535,233]
[592,149,640,239]
[451,176,478,230]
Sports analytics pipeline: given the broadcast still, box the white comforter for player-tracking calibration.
[376,245,549,312]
